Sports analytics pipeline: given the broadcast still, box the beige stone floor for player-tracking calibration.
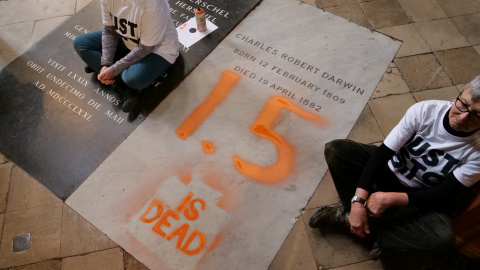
[1,0,480,269]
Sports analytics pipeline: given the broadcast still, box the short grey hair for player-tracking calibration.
[465,75,480,99]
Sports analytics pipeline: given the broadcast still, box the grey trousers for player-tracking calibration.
[324,139,455,255]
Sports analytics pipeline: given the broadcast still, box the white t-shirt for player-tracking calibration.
[384,100,480,188]
[101,0,179,64]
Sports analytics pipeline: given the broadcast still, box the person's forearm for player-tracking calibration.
[109,43,154,76]
[407,173,467,208]
[366,191,408,217]
[101,25,120,67]
[383,192,409,207]
[354,188,369,200]
[357,144,395,192]
[355,189,408,208]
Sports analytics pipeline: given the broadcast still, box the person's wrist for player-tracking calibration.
[351,195,367,207]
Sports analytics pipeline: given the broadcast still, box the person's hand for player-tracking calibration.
[97,66,115,85]
[366,192,390,217]
[349,203,370,238]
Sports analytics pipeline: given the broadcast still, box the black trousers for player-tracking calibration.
[324,139,455,255]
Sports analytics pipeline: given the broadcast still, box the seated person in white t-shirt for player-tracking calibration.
[73,0,179,112]
[309,75,480,260]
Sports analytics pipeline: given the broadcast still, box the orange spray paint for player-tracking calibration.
[176,71,240,140]
[233,96,328,183]
[202,141,215,154]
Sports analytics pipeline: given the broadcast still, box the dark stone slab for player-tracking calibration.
[0,0,262,199]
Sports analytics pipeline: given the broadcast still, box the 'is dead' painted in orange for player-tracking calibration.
[139,192,207,255]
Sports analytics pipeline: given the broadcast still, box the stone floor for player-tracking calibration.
[1,0,480,269]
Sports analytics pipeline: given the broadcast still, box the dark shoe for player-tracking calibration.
[121,88,139,113]
[309,202,348,229]
[370,241,382,260]
[84,65,95,73]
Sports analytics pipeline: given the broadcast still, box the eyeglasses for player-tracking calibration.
[454,96,480,124]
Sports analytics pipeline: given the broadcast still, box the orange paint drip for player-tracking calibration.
[233,96,328,183]
[200,172,239,212]
[202,141,215,154]
[176,71,240,140]
[196,232,224,268]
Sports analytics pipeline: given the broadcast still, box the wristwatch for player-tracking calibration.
[351,195,367,206]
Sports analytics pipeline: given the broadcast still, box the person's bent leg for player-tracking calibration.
[324,139,379,209]
[309,139,379,229]
[120,53,172,91]
[72,30,103,73]
[376,210,455,256]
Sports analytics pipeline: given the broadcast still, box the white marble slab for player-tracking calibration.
[66,0,400,269]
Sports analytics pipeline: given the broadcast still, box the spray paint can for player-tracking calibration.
[195,8,207,32]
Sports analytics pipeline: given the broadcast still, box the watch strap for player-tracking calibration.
[351,195,367,206]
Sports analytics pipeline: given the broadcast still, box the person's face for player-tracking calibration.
[449,88,480,132]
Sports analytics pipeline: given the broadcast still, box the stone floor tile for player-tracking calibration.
[0,22,35,70]
[8,260,62,270]
[377,24,431,57]
[331,259,383,269]
[395,53,453,91]
[0,0,36,26]
[436,0,480,17]
[414,19,470,51]
[368,93,416,135]
[397,0,447,22]
[6,166,62,213]
[347,104,385,143]
[32,16,70,44]
[268,218,317,270]
[475,45,480,54]
[0,213,4,244]
[305,170,339,210]
[76,0,93,11]
[0,203,63,268]
[60,204,118,258]
[371,63,410,98]
[124,250,149,270]
[412,86,460,102]
[317,0,357,9]
[35,0,76,21]
[61,248,124,270]
[435,47,480,84]
[325,3,371,28]
[360,0,410,29]
[0,152,5,163]
[0,163,12,213]
[302,208,373,268]
[451,14,480,46]
[457,84,467,92]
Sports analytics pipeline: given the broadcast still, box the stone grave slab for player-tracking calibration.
[66,0,401,269]
[0,0,261,199]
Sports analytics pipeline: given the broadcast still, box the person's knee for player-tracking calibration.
[429,223,455,253]
[435,230,455,254]
[121,75,145,91]
[324,139,347,163]
[73,34,94,54]
[72,36,83,52]
[420,213,455,254]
